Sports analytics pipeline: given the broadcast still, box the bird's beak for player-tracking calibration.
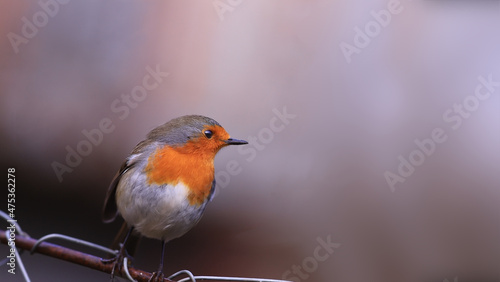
[224,138,248,145]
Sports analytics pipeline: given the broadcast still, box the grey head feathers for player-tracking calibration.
[148,115,220,146]
[130,115,220,155]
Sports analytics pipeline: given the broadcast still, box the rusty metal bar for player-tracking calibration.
[0,230,174,282]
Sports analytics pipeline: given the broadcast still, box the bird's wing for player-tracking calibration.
[102,139,154,223]
[207,178,216,202]
[102,160,132,223]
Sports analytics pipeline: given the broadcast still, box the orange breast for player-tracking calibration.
[145,143,216,206]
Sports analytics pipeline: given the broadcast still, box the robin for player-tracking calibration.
[102,115,248,281]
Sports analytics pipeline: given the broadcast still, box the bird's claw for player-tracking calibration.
[101,245,133,279]
[149,271,165,282]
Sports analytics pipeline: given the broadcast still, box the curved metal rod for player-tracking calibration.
[30,233,117,256]
[123,257,138,282]
[0,211,31,282]
[169,269,197,282]
[6,230,31,282]
[0,210,26,236]
[177,276,292,282]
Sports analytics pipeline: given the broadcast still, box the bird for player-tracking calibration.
[101,115,248,281]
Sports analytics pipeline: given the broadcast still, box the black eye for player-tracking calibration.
[204,130,213,139]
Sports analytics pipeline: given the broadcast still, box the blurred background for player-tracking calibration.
[1,1,500,281]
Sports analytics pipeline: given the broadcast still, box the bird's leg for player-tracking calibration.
[148,240,166,282]
[102,226,135,278]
